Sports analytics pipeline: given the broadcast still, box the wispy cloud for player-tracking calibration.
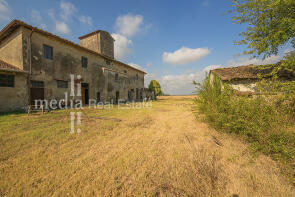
[128,63,147,72]
[55,21,70,34]
[112,13,153,60]
[79,15,93,26]
[159,65,222,95]
[48,8,71,35]
[60,0,77,21]
[227,55,280,67]
[115,14,143,37]
[162,47,210,65]
[0,0,11,22]
[112,13,150,60]
[30,9,47,29]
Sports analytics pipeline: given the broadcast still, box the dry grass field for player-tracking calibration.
[0,96,294,196]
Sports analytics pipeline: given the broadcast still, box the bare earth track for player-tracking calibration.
[0,96,294,196]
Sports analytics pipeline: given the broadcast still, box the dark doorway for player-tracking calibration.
[81,83,89,105]
[97,92,101,102]
[30,88,44,105]
[136,88,139,100]
[128,91,131,101]
[84,89,89,105]
[115,91,119,103]
[130,89,134,101]
[30,80,44,105]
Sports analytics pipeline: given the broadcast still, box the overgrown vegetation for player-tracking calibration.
[194,74,295,182]
[148,80,162,98]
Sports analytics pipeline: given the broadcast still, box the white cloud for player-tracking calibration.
[60,0,77,21]
[46,1,93,35]
[160,73,201,95]
[30,9,47,29]
[115,14,143,37]
[48,9,70,34]
[146,62,153,67]
[112,13,150,59]
[79,15,93,26]
[112,33,132,60]
[31,9,42,23]
[162,47,210,65]
[227,55,280,67]
[0,0,10,22]
[144,73,156,87]
[157,65,222,95]
[203,64,222,73]
[128,63,143,70]
[55,21,70,34]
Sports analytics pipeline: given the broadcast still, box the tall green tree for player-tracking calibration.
[231,0,295,58]
[148,80,162,97]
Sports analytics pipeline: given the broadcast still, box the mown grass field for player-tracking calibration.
[0,96,294,196]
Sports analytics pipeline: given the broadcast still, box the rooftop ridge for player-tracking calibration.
[0,19,146,74]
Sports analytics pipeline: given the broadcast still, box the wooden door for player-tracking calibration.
[30,88,44,105]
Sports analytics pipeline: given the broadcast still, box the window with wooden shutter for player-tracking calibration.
[0,74,14,87]
[82,57,88,68]
[57,80,68,88]
[43,44,53,60]
[31,80,44,88]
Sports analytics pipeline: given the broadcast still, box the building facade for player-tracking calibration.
[0,20,151,112]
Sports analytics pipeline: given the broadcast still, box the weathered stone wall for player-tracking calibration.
[210,72,257,93]
[230,79,257,93]
[80,34,100,54]
[0,26,145,112]
[0,71,28,112]
[0,27,23,70]
[21,28,144,103]
[99,31,114,59]
[80,31,114,59]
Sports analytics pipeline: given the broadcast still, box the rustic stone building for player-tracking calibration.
[209,64,295,95]
[0,20,149,112]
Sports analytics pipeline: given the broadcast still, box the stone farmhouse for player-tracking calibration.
[210,64,295,95]
[0,20,152,112]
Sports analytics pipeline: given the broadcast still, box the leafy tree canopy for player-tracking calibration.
[148,80,162,96]
[232,0,295,58]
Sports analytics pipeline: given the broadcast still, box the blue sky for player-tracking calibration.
[0,0,286,94]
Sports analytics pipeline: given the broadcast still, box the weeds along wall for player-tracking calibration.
[195,74,295,171]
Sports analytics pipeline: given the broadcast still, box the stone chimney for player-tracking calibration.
[79,30,114,59]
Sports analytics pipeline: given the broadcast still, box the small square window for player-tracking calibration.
[31,80,44,88]
[57,80,68,88]
[136,74,139,80]
[106,60,111,65]
[82,57,88,68]
[43,44,53,60]
[124,70,127,74]
[0,74,14,87]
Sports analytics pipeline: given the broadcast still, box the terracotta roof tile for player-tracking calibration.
[210,64,295,81]
[0,59,26,73]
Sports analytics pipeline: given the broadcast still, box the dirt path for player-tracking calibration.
[0,96,294,196]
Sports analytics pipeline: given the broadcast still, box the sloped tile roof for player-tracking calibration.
[0,19,146,74]
[210,64,295,81]
[0,59,27,73]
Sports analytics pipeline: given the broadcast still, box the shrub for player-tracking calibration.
[195,74,295,163]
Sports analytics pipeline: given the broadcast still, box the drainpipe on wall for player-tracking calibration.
[27,28,34,108]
